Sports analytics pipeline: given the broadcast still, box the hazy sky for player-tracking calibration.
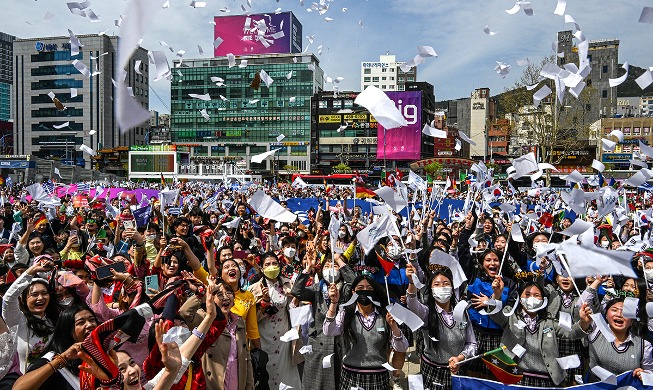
[2,0,652,114]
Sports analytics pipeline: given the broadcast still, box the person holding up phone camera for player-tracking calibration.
[2,255,60,374]
[249,252,302,390]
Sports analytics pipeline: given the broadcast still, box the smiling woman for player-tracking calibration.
[13,305,99,390]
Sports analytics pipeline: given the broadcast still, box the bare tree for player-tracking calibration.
[498,55,597,166]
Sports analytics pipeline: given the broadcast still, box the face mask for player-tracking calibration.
[644,269,653,280]
[263,265,280,279]
[521,297,544,312]
[322,268,340,283]
[210,218,218,224]
[387,245,403,260]
[432,287,453,303]
[145,235,156,242]
[59,297,74,307]
[338,231,347,239]
[532,243,543,252]
[600,241,609,248]
[284,247,297,259]
[356,290,378,306]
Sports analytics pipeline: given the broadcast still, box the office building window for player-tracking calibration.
[364,69,371,74]
[364,77,370,82]
[602,90,608,98]
[602,65,608,73]
[372,77,379,82]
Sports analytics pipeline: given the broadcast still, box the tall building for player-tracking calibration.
[360,54,417,92]
[311,85,435,176]
[13,35,148,167]
[0,32,15,123]
[557,30,619,120]
[469,88,496,159]
[170,53,323,175]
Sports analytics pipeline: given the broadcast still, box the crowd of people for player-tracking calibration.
[0,175,651,390]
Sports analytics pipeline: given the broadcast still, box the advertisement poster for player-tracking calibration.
[213,12,302,56]
[376,91,422,161]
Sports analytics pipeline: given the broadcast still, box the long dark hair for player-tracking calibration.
[342,275,389,348]
[19,279,59,338]
[44,305,98,374]
[424,268,462,341]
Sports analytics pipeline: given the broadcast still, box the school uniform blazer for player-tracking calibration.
[489,305,589,386]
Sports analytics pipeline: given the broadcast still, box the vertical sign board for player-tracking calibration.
[376,91,422,160]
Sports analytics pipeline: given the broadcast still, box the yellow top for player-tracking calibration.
[231,289,260,340]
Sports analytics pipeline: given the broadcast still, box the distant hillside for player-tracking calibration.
[617,64,653,97]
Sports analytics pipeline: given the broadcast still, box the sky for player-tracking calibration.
[1,0,652,114]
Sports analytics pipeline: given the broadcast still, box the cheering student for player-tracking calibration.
[291,249,356,390]
[489,277,593,387]
[323,274,408,390]
[584,297,653,383]
[459,213,518,377]
[405,264,476,390]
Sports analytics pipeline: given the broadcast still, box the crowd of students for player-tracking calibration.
[0,179,651,389]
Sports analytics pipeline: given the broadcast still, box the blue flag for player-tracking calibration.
[451,372,647,390]
[133,205,151,227]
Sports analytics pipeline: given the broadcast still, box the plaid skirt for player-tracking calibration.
[557,337,586,379]
[339,364,389,390]
[520,372,558,388]
[421,355,453,390]
[469,329,502,375]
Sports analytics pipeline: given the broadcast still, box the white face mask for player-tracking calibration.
[322,268,340,283]
[284,247,297,259]
[145,234,156,242]
[600,241,609,248]
[387,245,403,260]
[432,287,453,303]
[521,296,544,312]
[59,297,74,307]
[338,231,347,239]
[644,268,653,280]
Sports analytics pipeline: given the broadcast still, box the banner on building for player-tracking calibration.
[376,91,422,161]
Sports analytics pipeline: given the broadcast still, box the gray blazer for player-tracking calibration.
[490,305,588,386]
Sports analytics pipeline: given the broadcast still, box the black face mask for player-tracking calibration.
[356,290,377,306]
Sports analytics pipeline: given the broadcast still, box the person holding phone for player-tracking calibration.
[248,252,302,390]
[2,255,60,373]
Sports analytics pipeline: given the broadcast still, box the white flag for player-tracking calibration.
[248,190,297,223]
[356,215,397,254]
[557,241,637,278]
[159,189,179,206]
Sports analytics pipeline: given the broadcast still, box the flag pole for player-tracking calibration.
[455,346,507,366]
[160,193,165,236]
[497,233,511,277]
[558,253,583,298]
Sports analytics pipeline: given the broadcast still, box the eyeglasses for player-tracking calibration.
[213,292,235,300]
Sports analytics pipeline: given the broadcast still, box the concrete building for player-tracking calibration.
[360,54,417,92]
[641,96,653,117]
[488,118,511,157]
[600,117,653,170]
[469,88,496,159]
[311,84,435,176]
[557,30,619,120]
[616,97,641,117]
[0,32,15,123]
[170,53,323,177]
[12,35,148,167]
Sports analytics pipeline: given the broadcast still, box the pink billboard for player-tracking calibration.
[376,91,422,161]
[213,12,302,56]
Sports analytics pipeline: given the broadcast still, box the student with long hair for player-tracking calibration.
[13,305,98,389]
[323,274,408,390]
[1,255,60,373]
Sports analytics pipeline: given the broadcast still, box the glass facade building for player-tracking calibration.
[13,35,149,167]
[0,32,15,123]
[171,53,323,174]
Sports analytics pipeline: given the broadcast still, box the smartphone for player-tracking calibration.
[233,250,249,259]
[95,262,127,280]
[144,275,159,292]
[122,219,136,230]
[69,230,78,237]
